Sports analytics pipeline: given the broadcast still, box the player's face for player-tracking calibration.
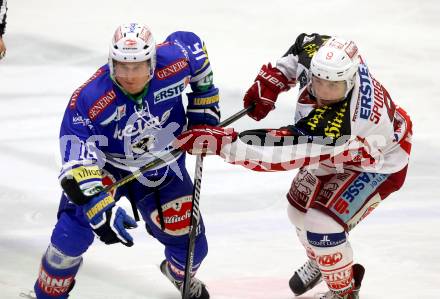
[114,61,151,94]
[311,76,347,107]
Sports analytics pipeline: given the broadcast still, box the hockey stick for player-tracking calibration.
[181,105,253,299]
[181,150,205,299]
[60,106,253,208]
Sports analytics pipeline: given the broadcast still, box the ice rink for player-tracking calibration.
[1,0,439,298]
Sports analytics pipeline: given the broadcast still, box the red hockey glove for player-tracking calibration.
[243,63,290,121]
[174,125,238,155]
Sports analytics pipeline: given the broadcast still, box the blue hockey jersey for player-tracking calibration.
[59,31,220,180]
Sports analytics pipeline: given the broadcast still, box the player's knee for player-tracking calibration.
[51,212,94,257]
[287,204,305,228]
[304,208,350,261]
[194,233,208,261]
[304,208,344,234]
[44,243,83,270]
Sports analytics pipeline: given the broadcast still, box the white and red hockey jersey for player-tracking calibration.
[221,33,412,175]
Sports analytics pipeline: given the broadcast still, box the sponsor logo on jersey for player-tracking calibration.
[113,108,172,140]
[358,64,372,120]
[316,182,339,203]
[306,106,330,132]
[323,101,348,139]
[156,59,188,80]
[288,169,320,209]
[69,68,105,109]
[150,196,193,236]
[153,77,188,103]
[352,92,361,121]
[38,266,74,296]
[333,197,351,215]
[369,78,384,124]
[340,173,388,203]
[332,173,388,216]
[303,100,350,140]
[370,78,395,124]
[72,114,91,127]
[307,232,346,248]
[193,94,219,106]
[323,267,353,292]
[88,90,117,121]
[317,252,343,267]
[303,43,320,58]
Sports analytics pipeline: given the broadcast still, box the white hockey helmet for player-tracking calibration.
[109,23,156,79]
[310,37,360,96]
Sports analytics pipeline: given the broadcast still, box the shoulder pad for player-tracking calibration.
[155,44,189,80]
[69,66,108,110]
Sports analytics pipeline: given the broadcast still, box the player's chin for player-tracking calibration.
[317,98,341,107]
[122,83,145,95]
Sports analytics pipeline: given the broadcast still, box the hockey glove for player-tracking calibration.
[174,125,238,155]
[186,87,221,127]
[243,63,290,121]
[83,192,137,247]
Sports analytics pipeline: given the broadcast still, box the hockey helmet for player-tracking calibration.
[109,23,156,80]
[310,37,360,97]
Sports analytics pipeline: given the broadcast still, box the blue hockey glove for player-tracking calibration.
[83,192,137,247]
[186,87,220,127]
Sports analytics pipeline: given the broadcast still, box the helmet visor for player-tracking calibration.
[113,60,152,78]
[311,75,347,104]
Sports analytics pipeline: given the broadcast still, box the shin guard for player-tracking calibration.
[34,245,82,299]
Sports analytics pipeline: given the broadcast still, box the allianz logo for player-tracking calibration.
[113,108,172,140]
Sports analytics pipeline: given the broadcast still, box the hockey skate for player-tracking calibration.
[289,259,322,296]
[160,260,210,299]
[316,264,365,299]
